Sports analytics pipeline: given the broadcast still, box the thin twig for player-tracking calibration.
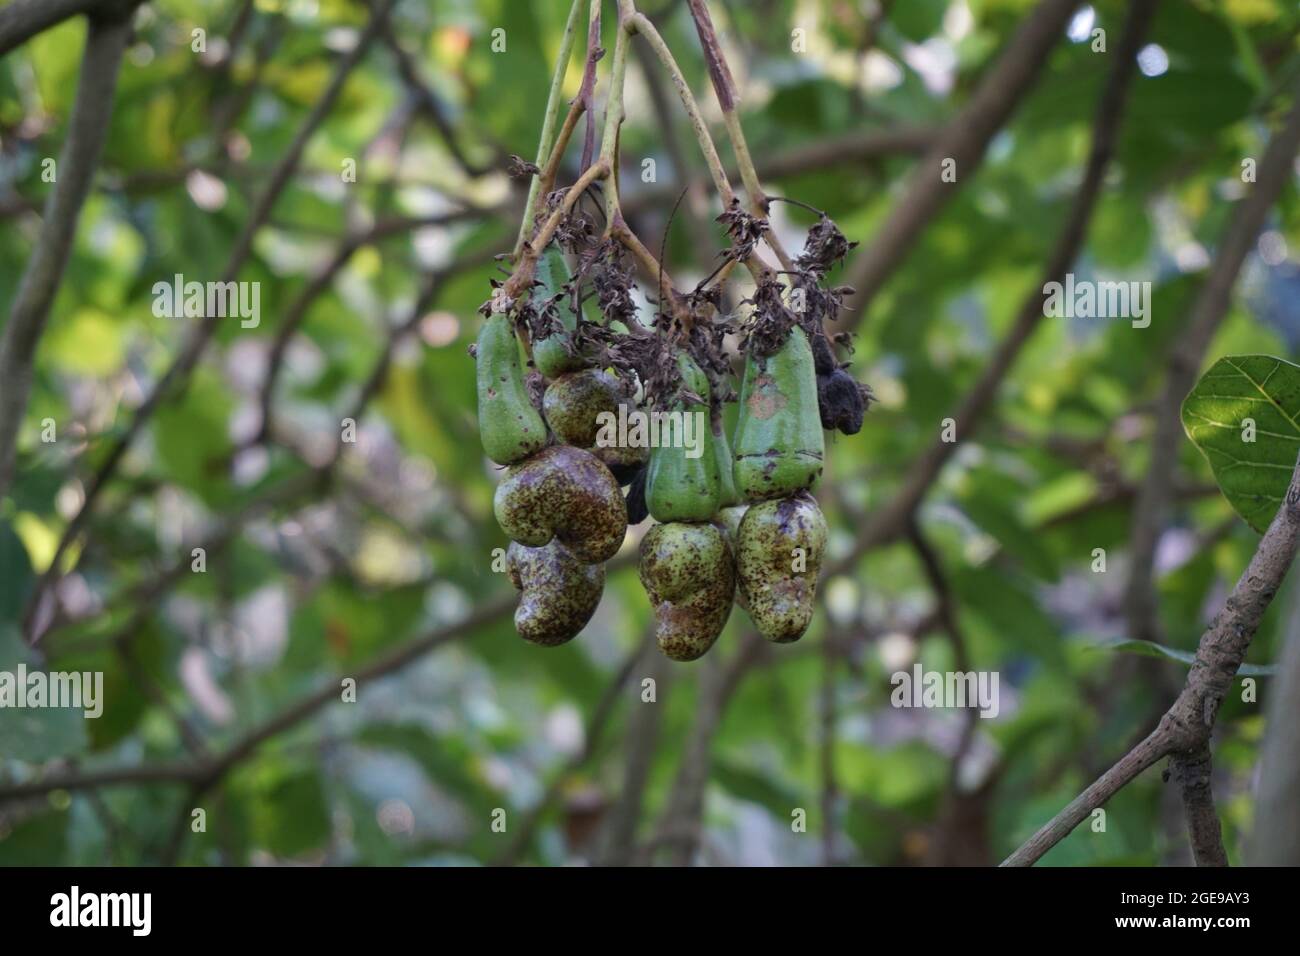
[819,630,839,865]
[493,632,652,865]
[624,5,776,286]
[1169,746,1229,866]
[0,593,515,804]
[0,7,133,497]
[531,100,586,221]
[577,0,603,173]
[598,2,635,232]
[1251,576,1300,864]
[514,0,586,257]
[1003,450,1300,866]
[627,11,735,208]
[0,546,643,807]
[631,27,716,263]
[620,125,937,217]
[23,0,397,640]
[907,519,972,674]
[826,0,1153,574]
[649,630,766,865]
[683,0,794,270]
[31,240,497,658]
[254,208,482,443]
[610,217,689,320]
[833,0,1080,334]
[115,640,211,760]
[504,160,610,301]
[380,20,501,178]
[600,648,673,866]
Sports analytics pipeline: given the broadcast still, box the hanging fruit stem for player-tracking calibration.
[513,0,586,260]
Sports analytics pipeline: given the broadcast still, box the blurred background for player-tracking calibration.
[1,0,1299,866]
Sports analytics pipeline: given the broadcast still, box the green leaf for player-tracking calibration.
[712,758,802,818]
[949,564,1067,670]
[889,0,948,42]
[0,809,69,865]
[0,628,89,762]
[1092,638,1276,677]
[357,723,498,808]
[152,368,235,507]
[1181,354,1300,533]
[0,518,34,623]
[243,766,332,858]
[957,470,1060,581]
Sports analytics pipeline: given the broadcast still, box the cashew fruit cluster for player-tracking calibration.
[638,353,736,660]
[476,219,863,659]
[730,325,829,643]
[475,256,629,646]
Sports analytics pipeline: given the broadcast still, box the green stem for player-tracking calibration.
[504,160,610,300]
[598,3,633,233]
[628,12,734,206]
[624,3,775,282]
[514,0,585,259]
[686,0,793,271]
[722,106,793,271]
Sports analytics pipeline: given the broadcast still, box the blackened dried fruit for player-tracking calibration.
[608,459,645,488]
[817,366,865,435]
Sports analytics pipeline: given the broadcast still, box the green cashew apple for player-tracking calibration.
[494,444,628,563]
[645,353,720,522]
[733,326,824,501]
[544,368,647,472]
[713,409,740,508]
[533,246,586,379]
[735,492,827,643]
[638,521,735,661]
[476,312,548,466]
[507,540,604,646]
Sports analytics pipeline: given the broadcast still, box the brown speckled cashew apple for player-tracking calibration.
[494,444,627,564]
[735,492,827,643]
[635,353,738,661]
[507,540,604,646]
[543,367,647,475]
[729,315,832,644]
[638,521,735,661]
